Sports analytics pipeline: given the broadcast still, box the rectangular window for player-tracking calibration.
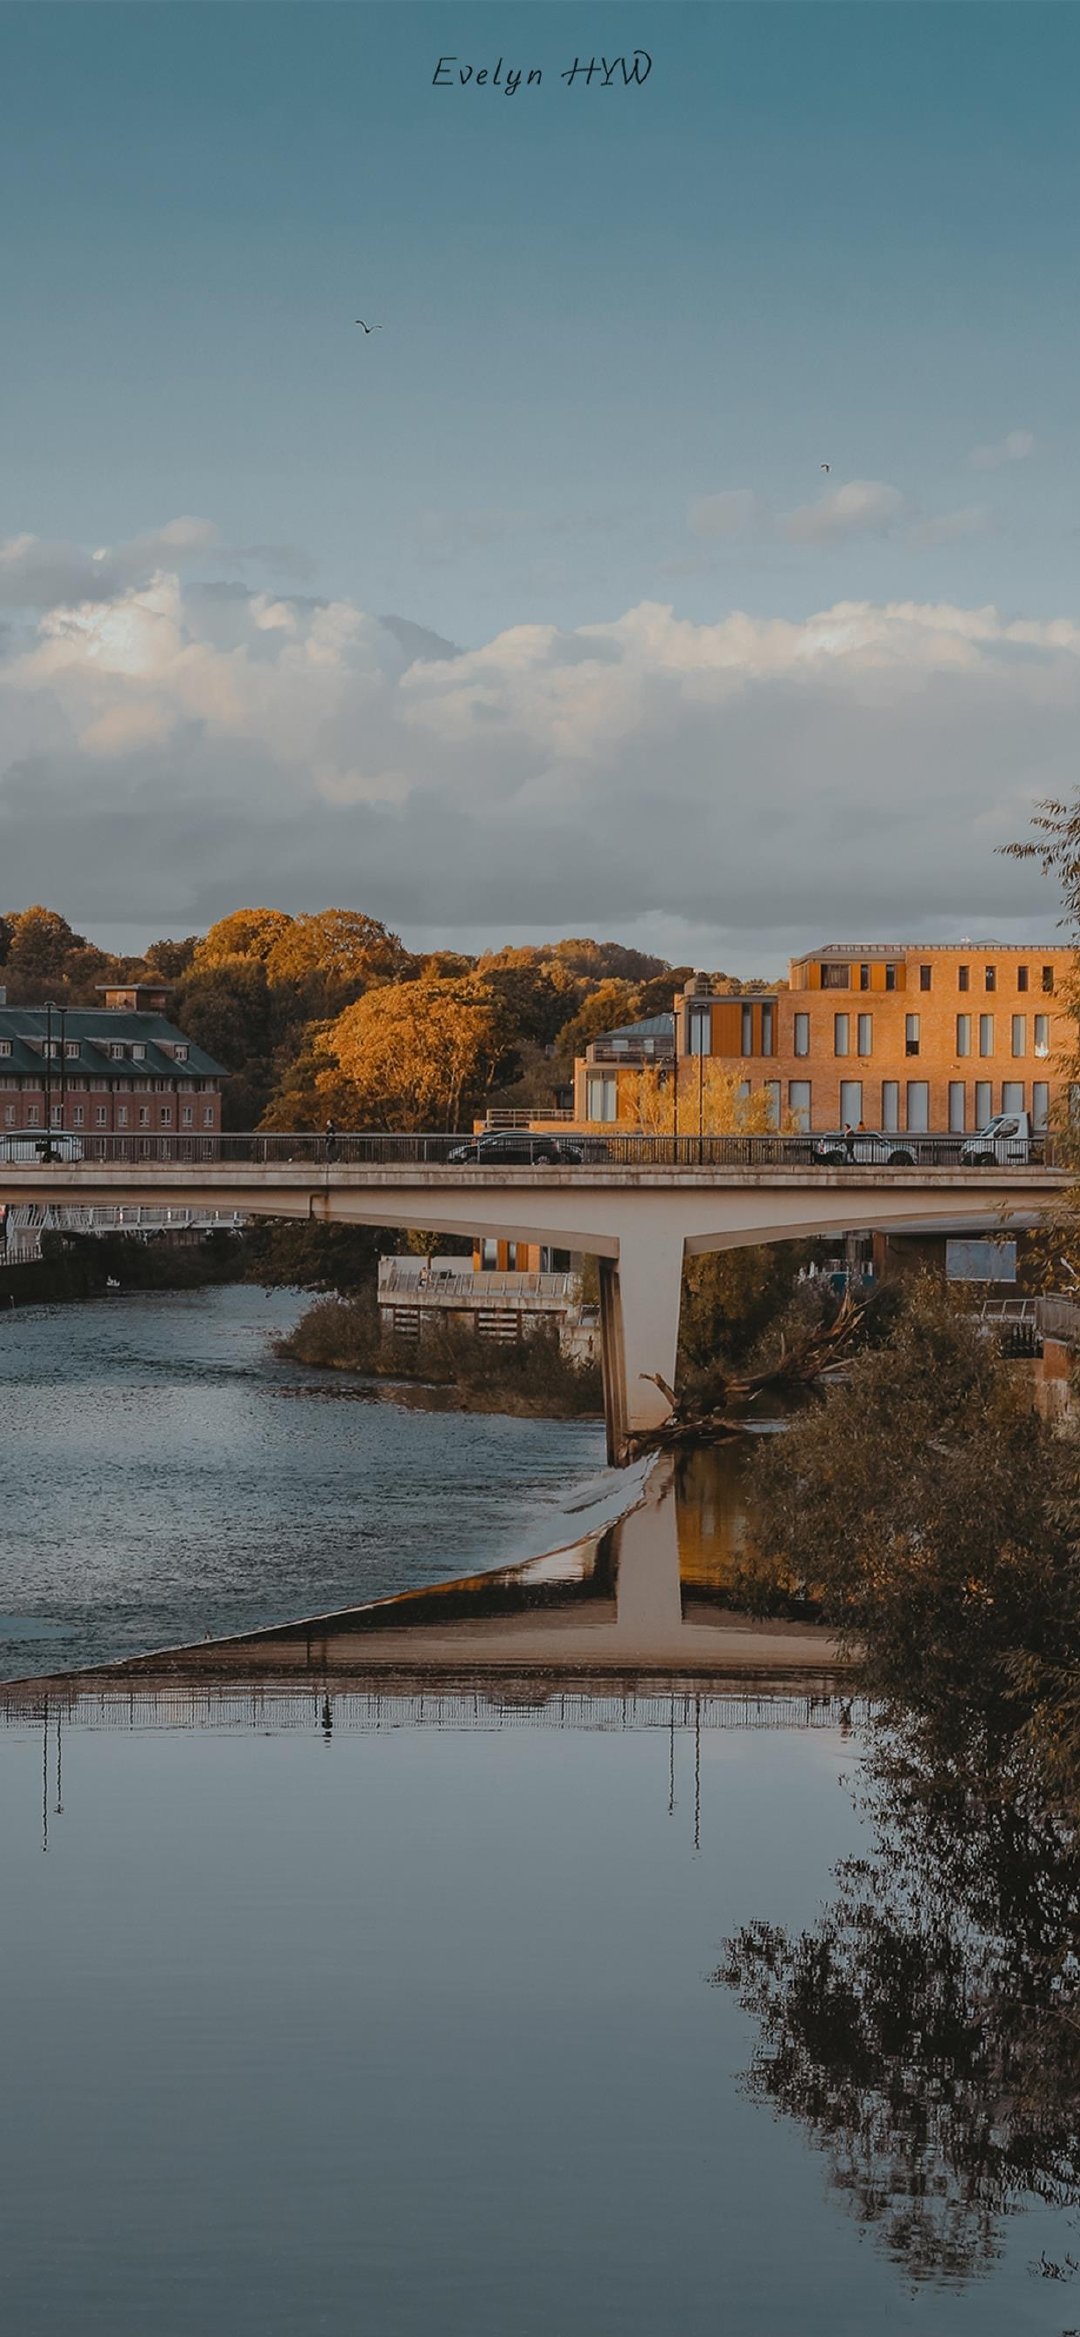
[906,1081,929,1133]
[133,1043,146,1061]
[72,1105,84,1128]
[975,1080,992,1128]
[586,1074,616,1123]
[1011,1015,1026,1058]
[857,1013,873,1057]
[50,1104,62,1127]
[820,963,850,989]
[859,963,870,991]
[182,1105,193,1127]
[1002,1082,1025,1114]
[0,1042,9,1058]
[116,1107,127,1127]
[956,1014,971,1057]
[138,1106,150,1127]
[763,1079,781,1127]
[1034,1013,1050,1057]
[203,1107,215,1128]
[948,1081,966,1133]
[3,1106,13,1126]
[788,1080,811,1131]
[110,1043,125,1060]
[979,1014,994,1056]
[480,1238,498,1269]
[958,964,970,992]
[946,1238,1017,1284]
[689,1005,712,1057]
[95,1106,107,1127]
[1033,1081,1050,1130]
[1042,965,1055,993]
[839,1080,863,1126]
[760,1003,776,1057]
[160,1107,173,1127]
[919,964,932,991]
[793,1012,810,1058]
[833,1013,850,1058]
[1017,965,1029,993]
[65,1041,78,1060]
[885,963,897,991]
[984,965,996,992]
[26,1107,39,1126]
[882,1081,899,1132]
[905,1014,920,1056]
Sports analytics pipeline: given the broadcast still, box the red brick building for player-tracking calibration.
[0,982,226,1142]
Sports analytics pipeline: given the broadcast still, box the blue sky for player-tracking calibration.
[2,3,1080,963]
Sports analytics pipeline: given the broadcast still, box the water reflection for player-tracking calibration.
[720,1727,1080,2287]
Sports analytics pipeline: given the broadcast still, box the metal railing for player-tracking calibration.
[378,1264,580,1303]
[0,1130,1068,1172]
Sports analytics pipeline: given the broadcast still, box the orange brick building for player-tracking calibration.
[574,943,1076,1137]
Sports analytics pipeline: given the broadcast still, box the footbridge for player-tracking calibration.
[0,1133,1065,1461]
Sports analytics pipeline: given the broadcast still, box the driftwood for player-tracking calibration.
[626,1292,870,1457]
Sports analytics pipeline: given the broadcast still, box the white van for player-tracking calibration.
[959,1112,1043,1166]
[0,1131,85,1163]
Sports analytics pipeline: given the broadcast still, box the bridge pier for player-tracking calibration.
[599,1233,685,1465]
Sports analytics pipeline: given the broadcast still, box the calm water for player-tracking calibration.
[0,1700,1074,2337]
[0,1286,607,1679]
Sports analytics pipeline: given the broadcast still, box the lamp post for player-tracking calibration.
[42,1000,67,1160]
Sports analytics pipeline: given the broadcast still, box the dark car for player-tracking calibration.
[446,1131,583,1166]
[810,1129,916,1167]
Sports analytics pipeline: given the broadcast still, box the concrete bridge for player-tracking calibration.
[0,1137,1063,1459]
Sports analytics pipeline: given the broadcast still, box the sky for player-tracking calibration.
[2,0,1080,973]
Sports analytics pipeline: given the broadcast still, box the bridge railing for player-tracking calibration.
[0,1130,1067,1171]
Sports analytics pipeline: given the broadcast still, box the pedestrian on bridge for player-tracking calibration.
[324,1118,338,1162]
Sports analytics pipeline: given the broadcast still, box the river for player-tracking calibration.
[0,1284,608,1679]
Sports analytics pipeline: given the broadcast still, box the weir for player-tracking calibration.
[0,1149,1060,1462]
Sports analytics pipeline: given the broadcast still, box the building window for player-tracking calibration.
[905,1014,920,1056]
[885,964,897,991]
[0,1042,9,1058]
[26,1106,39,1125]
[839,1080,863,1126]
[480,1239,498,1269]
[820,963,849,988]
[73,1106,84,1128]
[882,1081,899,1132]
[958,964,970,992]
[203,1107,215,1128]
[788,1080,811,1131]
[833,1013,850,1058]
[948,1081,966,1133]
[65,1042,79,1060]
[1033,1081,1050,1130]
[975,1080,992,1128]
[1002,1082,1025,1114]
[586,1074,616,1122]
[859,963,870,991]
[174,1045,188,1063]
[793,1013,810,1057]
[763,1080,781,1127]
[1012,1015,1026,1058]
[3,1106,13,1126]
[1034,1014,1050,1057]
[95,1106,107,1127]
[857,1013,872,1057]
[984,965,996,992]
[1042,965,1055,993]
[919,964,932,991]
[110,1043,125,1060]
[1017,965,1029,993]
[182,1105,193,1127]
[133,1044,146,1061]
[946,1238,1017,1284]
[760,1003,776,1057]
[159,1106,172,1128]
[689,1005,712,1057]
[51,1104,63,1127]
[740,1004,754,1057]
[905,1081,929,1132]
[979,1014,994,1057]
[956,1014,972,1057]
[138,1106,150,1127]
[116,1107,127,1127]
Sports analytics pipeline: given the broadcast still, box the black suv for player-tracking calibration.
[446,1131,583,1166]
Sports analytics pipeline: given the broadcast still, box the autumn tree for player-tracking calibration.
[325,976,507,1129]
[0,906,115,1004]
[194,908,295,969]
[264,909,412,1008]
[619,1062,790,1135]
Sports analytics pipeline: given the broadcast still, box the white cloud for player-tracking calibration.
[969,429,1036,471]
[782,479,906,546]
[0,528,1075,953]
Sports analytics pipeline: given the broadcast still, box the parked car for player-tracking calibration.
[810,1129,916,1167]
[446,1131,583,1166]
[0,1130,84,1163]
[959,1112,1045,1166]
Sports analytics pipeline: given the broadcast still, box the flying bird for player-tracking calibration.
[820,462,831,474]
[355,318,384,334]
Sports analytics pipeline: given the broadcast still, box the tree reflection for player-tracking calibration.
[718,1728,1080,2284]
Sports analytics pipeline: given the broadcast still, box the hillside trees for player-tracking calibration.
[323,975,510,1129]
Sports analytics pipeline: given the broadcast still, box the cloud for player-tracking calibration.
[968,429,1036,471]
[908,504,994,549]
[782,479,906,545]
[688,489,766,542]
[0,518,221,612]
[0,533,1075,955]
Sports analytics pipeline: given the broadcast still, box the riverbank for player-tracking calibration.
[278,1292,603,1417]
[0,1227,245,1308]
